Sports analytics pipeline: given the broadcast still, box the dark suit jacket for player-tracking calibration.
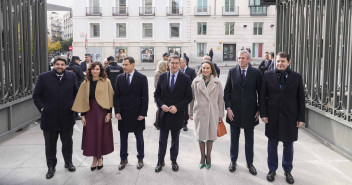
[80,61,90,73]
[114,70,149,132]
[154,71,192,130]
[181,67,196,83]
[66,62,84,85]
[33,70,78,132]
[260,70,305,142]
[224,65,262,129]
[258,60,272,74]
[106,62,123,90]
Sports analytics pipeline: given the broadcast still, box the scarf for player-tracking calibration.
[275,68,290,87]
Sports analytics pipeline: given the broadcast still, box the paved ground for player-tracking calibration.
[0,64,352,185]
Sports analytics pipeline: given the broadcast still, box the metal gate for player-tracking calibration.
[0,0,48,137]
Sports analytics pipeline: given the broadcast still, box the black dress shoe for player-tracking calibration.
[46,167,56,179]
[171,161,179,172]
[247,164,257,175]
[97,157,103,170]
[118,159,128,170]
[64,163,76,172]
[266,171,276,182]
[91,166,97,171]
[285,172,295,184]
[229,162,236,172]
[155,162,165,172]
[183,125,188,131]
[137,159,144,170]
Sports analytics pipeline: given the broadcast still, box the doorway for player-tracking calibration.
[223,44,236,61]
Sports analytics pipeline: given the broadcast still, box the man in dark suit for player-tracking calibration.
[33,56,78,179]
[80,53,92,73]
[154,55,192,172]
[114,57,149,170]
[258,52,272,75]
[224,50,262,175]
[260,52,305,184]
[66,56,84,86]
[268,52,275,71]
[105,56,123,90]
[179,57,196,131]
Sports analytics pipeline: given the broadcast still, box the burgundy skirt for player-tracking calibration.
[82,99,114,158]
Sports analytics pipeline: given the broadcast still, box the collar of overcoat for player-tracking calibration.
[235,65,255,87]
[167,71,183,93]
[194,75,220,100]
[268,70,294,92]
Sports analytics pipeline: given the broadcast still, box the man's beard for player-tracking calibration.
[54,68,64,75]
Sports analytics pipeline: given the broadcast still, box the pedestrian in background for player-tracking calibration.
[209,48,214,61]
[105,56,123,91]
[189,60,224,170]
[72,62,114,171]
[80,53,92,73]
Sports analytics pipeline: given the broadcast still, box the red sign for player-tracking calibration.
[69,46,73,51]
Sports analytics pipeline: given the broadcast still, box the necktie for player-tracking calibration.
[57,75,63,81]
[170,74,175,91]
[127,74,130,86]
[242,70,246,81]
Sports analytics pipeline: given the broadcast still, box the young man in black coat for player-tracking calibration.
[105,56,123,91]
[260,52,305,184]
[114,57,149,170]
[154,55,192,172]
[33,56,78,179]
[80,53,92,73]
[224,50,262,175]
[66,56,84,85]
[179,57,196,131]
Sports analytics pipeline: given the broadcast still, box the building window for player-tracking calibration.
[142,23,153,38]
[116,23,126,38]
[169,0,181,14]
[141,47,154,63]
[143,0,153,14]
[249,0,267,16]
[115,47,128,63]
[90,23,100,38]
[170,23,180,38]
[197,43,207,57]
[225,0,236,12]
[197,0,208,12]
[168,47,181,56]
[225,22,235,35]
[253,22,263,35]
[198,22,207,35]
[252,43,263,58]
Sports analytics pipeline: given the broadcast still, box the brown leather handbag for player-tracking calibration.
[217,120,227,137]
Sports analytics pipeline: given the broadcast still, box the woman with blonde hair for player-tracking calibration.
[190,60,224,169]
[72,62,114,171]
[153,60,168,129]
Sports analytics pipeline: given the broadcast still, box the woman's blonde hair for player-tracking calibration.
[155,61,168,73]
[197,60,218,77]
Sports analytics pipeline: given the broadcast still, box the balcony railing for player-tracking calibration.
[250,6,267,16]
[139,7,155,16]
[112,7,128,16]
[167,7,183,15]
[195,6,211,16]
[222,6,239,16]
[86,7,102,16]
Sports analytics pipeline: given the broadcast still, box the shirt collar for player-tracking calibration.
[170,70,179,77]
[240,66,248,71]
[127,70,135,77]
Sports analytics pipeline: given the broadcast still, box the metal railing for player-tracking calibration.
[167,7,183,15]
[222,6,239,16]
[86,7,102,16]
[195,6,211,15]
[139,7,155,16]
[112,7,128,16]
[250,6,267,16]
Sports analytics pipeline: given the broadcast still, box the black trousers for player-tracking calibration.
[230,125,254,165]
[158,128,181,163]
[43,127,73,168]
[183,106,189,126]
[120,130,144,160]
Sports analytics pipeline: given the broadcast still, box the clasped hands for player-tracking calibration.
[115,113,145,121]
[161,105,177,114]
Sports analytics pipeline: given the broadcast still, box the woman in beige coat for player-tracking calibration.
[190,61,224,169]
[153,61,168,129]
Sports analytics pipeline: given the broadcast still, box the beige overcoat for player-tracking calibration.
[72,77,114,113]
[189,75,224,142]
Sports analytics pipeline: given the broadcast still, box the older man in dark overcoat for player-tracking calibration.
[260,52,305,184]
[224,50,262,175]
[33,56,78,179]
[154,55,192,172]
[114,57,149,170]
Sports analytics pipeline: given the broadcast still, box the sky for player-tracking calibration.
[47,0,72,8]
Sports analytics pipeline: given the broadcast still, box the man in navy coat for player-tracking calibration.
[114,57,149,170]
[154,55,192,172]
[33,56,78,179]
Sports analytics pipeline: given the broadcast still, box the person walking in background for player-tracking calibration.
[189,60,224,170]
[114,57,149,171]
[268,52,275,71]
[66,56,85,86]
[154,55,192,173]
[179,57,196,131]
[258,52,272,75]
[183,53,190,66]
[209,48,214,61]
[81,54,92,73]
[105,56,123,91]
[33,56,78,179]
[72,62,114,172]
[224,50,262,175]
[260,52,305,184]
[153,60,168,130]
